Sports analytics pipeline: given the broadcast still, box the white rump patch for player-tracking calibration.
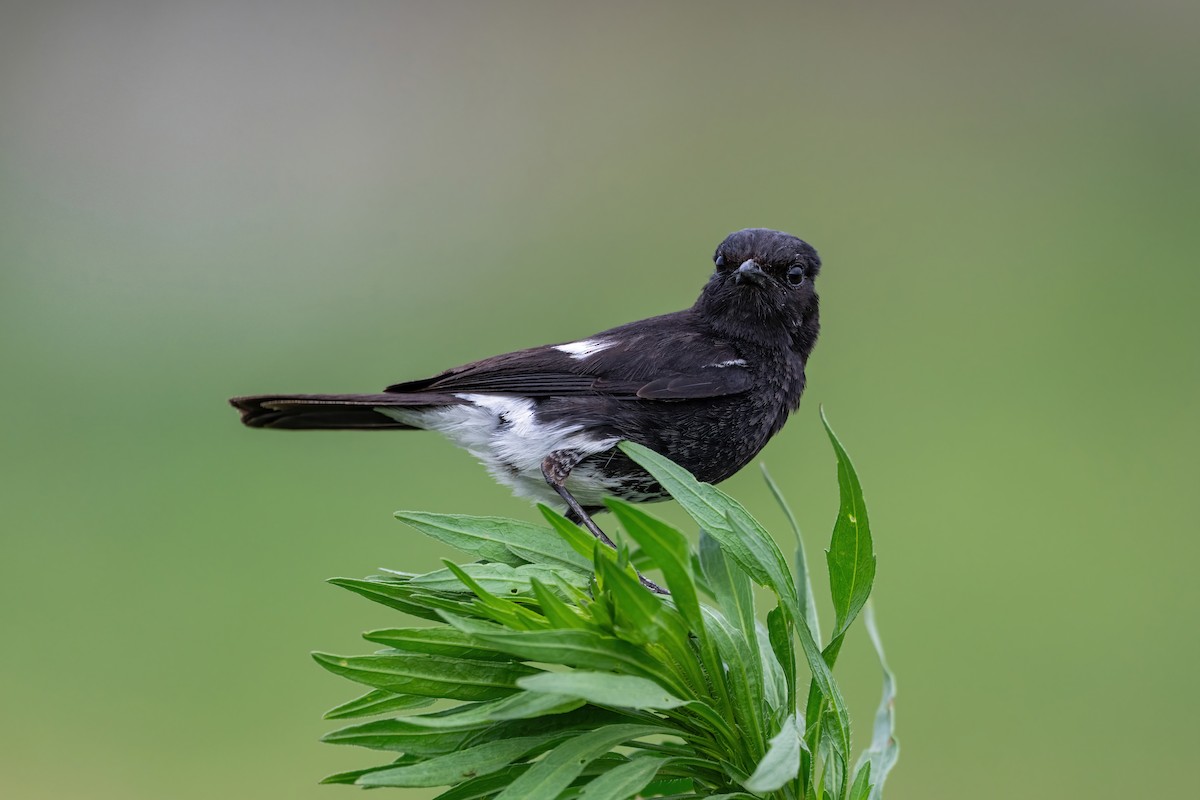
[377,394,619,507]
[553,338,616,360]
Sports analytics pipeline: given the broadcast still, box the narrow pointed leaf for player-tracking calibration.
[312,651,538,700]
[324,688,434,719]
[744,713,807,793]
[756,621,787,713]
[431,764,532,800]
[357,734,564,787]
[443,616,687,695]
[362,626,517,661]
[848,762,873,800]
[821,409,876,637]
[641,779,696,796]
[761,463,822,644]
[697,529,765,740]
[395,512,589,574]
[767,606,796,711]
[621,440,851,756]
[538,504,617,564]
[620,442,800,625]
[854,604,899,800]
[321,719,484,754]
[503,534,593,574]
[518,671,687,710]
[411,562,587,595]
[721,507,852,756]
[605,499,705,640]
[394,512,535,565]
[700,606,766,748]
[322,702,622,752]
[329,577,448,620]
[493,724,672,800]
[321,756,421,784]
[358,693,585,730]
[594,554,688,649]
[530,578,594,630]
[576,755,669,799]
[440,561,547,629]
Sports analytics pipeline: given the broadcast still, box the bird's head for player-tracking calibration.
[696,228,821,354]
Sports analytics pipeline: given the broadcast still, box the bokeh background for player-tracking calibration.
[2,2,1197,798]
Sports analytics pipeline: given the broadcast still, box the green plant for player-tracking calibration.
[314,411,898,799]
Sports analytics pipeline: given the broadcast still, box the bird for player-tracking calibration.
[231,228,822,587]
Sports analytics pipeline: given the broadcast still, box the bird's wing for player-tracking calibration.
[385,312,753,401]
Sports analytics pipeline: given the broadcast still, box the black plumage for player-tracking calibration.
[232,228,822,569]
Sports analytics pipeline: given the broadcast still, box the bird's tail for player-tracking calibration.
[229,393,461,430]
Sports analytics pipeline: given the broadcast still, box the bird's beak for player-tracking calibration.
[734,259,767,286]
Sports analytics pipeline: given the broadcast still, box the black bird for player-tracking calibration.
[231,228,821,577]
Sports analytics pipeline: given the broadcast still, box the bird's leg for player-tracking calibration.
[541,451,668,595]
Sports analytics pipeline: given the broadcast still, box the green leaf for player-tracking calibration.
[503,530,594,574]
[329,576,450,621]
[767,606,796,712]
[320,756,421,784]
[848,762,872,800]
[430,764,532,800]
[755,620,787,714]
[357,734,564,788]
[762,463,822,645]
[538,504,614,564]
[821,408,876,638]
[699,606,766,750]
[493,724,672,800]
[411,562,587,595]
[621,440,852,759]
[721,508,852,757]
[640,778,695,796]
[744,713,806,793]
[618,441,739,534]
[394,511,537,565]
[619,443,798,618]
[593,554,689,650]
[362,626,519,661]
[323,688,434,719]
[818,727,846,800]
[322,702,619,752]
[605,499,706,638]
[443,617,689,697]
[698,530,756,646]
[530,578,594,630]
[576,755,668,799]
[385,693,587,730]
[321,718,484,754]
[518,671,687,710]
[312,651,538,701]
[697,529,766,748]
[720,504,800,628]
[853,604,899,800]
[440,561,548,630]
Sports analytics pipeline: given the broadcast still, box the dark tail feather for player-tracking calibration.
[229,393,461,430]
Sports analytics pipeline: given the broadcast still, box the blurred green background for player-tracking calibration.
[2,2,1197,798]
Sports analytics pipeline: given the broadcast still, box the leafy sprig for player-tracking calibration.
[315,411,898,799]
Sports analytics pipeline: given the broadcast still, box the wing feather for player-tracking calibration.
[384,311,753,401]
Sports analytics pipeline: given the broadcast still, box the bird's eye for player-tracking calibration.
[715,254,726,268]
[787,266,806,286]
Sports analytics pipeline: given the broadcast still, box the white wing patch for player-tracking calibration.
[553,338,616,360]
[711,358,747,368]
